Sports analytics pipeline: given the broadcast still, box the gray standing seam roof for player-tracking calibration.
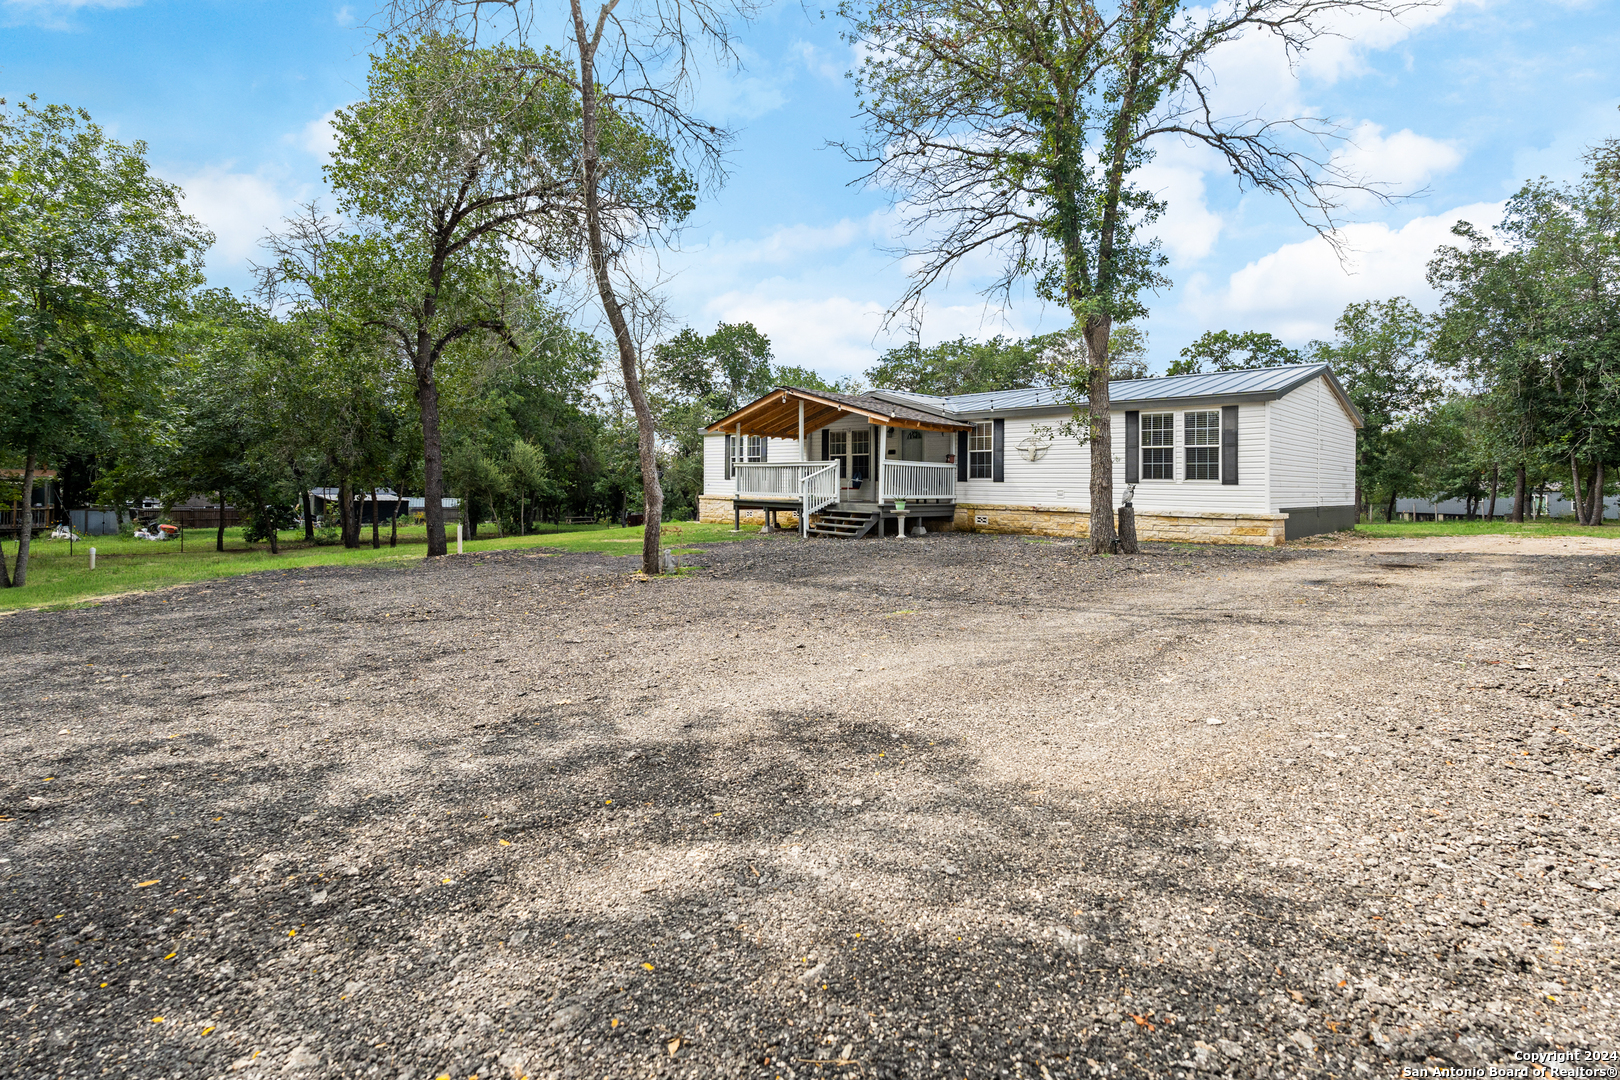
[867,363,1362,426]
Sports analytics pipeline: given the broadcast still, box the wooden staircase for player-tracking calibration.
[808,508,880,538]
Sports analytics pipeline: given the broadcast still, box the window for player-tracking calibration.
[968,421,994,479]
[849,429,871,484]
[1141,413,1173,480]
[1184,410,1219,480]
[724,434,765,479]
[828,430,848,477]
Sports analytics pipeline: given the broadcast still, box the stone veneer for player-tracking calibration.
[697,495,800,529]
[697,495,1287,545]
[947,503,1288,546]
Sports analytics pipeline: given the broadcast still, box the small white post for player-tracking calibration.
[798,399,806,462]
[89,547,96,570]
[456,523,463,554]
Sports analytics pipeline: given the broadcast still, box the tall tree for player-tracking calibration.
[843,0,1421,552]
[0,97,210,586]
[264,34,589,557]
[1430,137,1620,525]
[1309,298,1440,520]
[1168,329,1303,376]
[387,0,750,574]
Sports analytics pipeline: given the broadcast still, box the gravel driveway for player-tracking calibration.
[3,532,1617,1079]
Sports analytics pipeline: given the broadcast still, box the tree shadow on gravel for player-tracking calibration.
[2,699,1514,1080]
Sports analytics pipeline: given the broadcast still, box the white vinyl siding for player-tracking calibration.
[701,434,804,496]
[955,406,1270,514]
[1266,375,1357,510]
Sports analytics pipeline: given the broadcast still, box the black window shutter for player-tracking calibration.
[725,434,733,480]
[1221,405,1239,485]
[957,430,969,481]
[821,430,829,461]
[760,437,768,462]
[1124,411,1140,484]
[992,418,1005,483]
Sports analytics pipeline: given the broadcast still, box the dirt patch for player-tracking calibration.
[1315,532,1620,557]
[3,533,1617,1078]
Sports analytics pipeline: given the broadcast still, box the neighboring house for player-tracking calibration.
[1395,492,1618,521]
[309,488,411,525]
[700,364,1362,546]
[0,468,60,535]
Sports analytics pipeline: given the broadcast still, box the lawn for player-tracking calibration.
[0,520,753,612]
[1351,518,1615,539]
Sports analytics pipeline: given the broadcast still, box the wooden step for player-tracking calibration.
[809,510,880,538]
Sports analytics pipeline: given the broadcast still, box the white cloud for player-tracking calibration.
[1137,139,1226,265]
[2,0,140,29]
[1331,121,1462,205]
[296,109,340,157]
[175,165,307,273]
[1183,200,1503,341]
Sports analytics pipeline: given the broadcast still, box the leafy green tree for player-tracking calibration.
[1167,330,1303,376]
[263,33,597,557]
[865,335,1055,395]
[0,97,210,586]
[1431,137,1620,524]
[1309,298,1441,521]
[843,0,1411,551]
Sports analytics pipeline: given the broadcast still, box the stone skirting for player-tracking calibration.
[697,495,801,529]
[950,503,1288,546]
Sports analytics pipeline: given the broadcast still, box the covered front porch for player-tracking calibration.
[706,387,969,537]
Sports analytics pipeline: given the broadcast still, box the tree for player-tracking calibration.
[865,334,1056,395]
[263,34,598,557]
[1309,298,1441,520]
[1167,329,1303,376]
[843,0,1419,552]
[0,97,211,586]
[387,0,750,575]
[1430,137,1620,525]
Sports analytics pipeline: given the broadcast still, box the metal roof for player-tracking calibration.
[868,364,1363,427]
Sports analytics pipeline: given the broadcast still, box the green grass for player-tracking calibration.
[1351,519,1615,539]
[0,520,754,612]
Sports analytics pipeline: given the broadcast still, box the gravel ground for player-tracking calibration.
[3,531,1618,1080]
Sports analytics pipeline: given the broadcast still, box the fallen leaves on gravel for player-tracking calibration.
[133,879,159,888]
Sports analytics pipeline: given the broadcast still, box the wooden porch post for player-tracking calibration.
[798,399,806,462]
[877,424,887,507]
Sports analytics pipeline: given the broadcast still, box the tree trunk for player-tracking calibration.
[1570,453,1588,525]
[1385,488,1398,524]
[10,451,35,587]
[371,487,381,548]
[390,484,400,548]
[216,488,227,552]
[573,1,664,575]
[338,479,354,548]
[1116,504,1138,554]
[1512,463,1526,523]
[1593,460,1605,527]
[416,363,449,557]
[1084,317,1116,554]
[301,485,315,541]
[1487,465,1499,522]
[0,538,10,588]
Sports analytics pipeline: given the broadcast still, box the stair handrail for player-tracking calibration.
[799,462,841,537]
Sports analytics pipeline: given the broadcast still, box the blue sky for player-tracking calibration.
[4,0,1618,378]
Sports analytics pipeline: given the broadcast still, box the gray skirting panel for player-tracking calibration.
[1279,504,1358,540]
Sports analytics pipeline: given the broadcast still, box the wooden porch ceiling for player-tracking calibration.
[704,388,970,439]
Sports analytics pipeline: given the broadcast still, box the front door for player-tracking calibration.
[827,429,873,501]
[901,429,925,461]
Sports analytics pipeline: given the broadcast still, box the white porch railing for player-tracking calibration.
[735,462,829,500]
[883,461,956,502]
[734,462,844,537]
[799,463,839,537]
